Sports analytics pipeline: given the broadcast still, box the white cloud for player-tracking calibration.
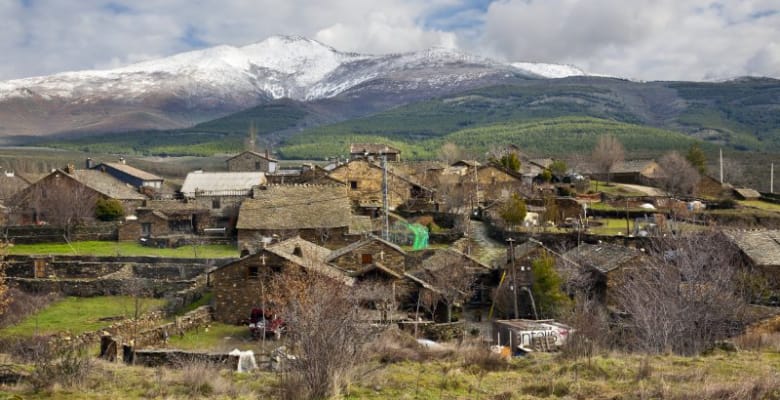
[0,0,778,81]
[478,0,780,80]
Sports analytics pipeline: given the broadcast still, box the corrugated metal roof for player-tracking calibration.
[180,171,266,197]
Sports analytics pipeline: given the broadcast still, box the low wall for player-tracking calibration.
[132,349,240,368]
[4,254,234,280]
[2,224,118,244]
[8,277,196,298]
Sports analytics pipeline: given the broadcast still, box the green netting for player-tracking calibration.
[403,222,429,250]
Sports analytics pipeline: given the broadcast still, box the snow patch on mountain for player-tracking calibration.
[510,62,587,78]
[0,35,596,103]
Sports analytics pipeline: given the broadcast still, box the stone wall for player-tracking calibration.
[3,224,118,244]
[8,277,195,297]
[4,255,232,280]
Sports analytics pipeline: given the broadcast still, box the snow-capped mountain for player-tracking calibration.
[0,35,592,137]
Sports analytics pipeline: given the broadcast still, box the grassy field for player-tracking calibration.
[589,181,648,197]
[0,296,167,338]
[7,241,238,258]
[739,200,780,212]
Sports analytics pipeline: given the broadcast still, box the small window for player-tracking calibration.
[293,246,303,257]
[350,180,358,189]
[247,266,259,279]
[212,198,221,209]
[255,161,262,170]
[361,253,373,264]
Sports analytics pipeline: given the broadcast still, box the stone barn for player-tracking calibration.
[210,236,353,324]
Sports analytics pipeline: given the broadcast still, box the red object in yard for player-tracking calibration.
[249,308,285,340]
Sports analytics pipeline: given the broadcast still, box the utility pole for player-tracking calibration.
[720,148,724,184]
[506,237,519,319]
[382,153,389,241]
[772,163,775,194]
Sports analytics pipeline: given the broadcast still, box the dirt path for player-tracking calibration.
[467,220,505,267]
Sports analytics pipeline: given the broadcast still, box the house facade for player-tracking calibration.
[327,159,434,212]
[210,237,352,324]
[226,150,279,173]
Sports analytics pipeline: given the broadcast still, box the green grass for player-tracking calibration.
[7,241,238,258]
[738,200,780,212]
[588,218,635,236]
[0,296,167,337]
[166,322,252,350]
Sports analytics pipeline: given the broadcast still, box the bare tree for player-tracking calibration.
[26,178,99,238]
[0,240,10,317]
[355,279,409,323]
[614,232,750,355]
[271,271,370,399]
[657,151,700,197]
[417,252,477,322]
[437,142,462,165]
[592,135,625,185]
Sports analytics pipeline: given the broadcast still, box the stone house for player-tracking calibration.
[350,143,401,162]
[326,235,408,278]
[7,166,147,224]
[226,150,278,173]
[327,158,435,212]
[236,184,353,251]
[210,236,353,324]
[117,200,211,240]
[89,158,164,192]
[561,242,652,305]
[586,160,661,185]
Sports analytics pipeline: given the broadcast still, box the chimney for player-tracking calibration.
[265,148,270,159]
[65,164,76,174]
[119,157,126,165]
[86,157,94,169]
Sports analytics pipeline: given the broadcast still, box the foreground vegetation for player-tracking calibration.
[7,241,238,258]
[1,343,779,399]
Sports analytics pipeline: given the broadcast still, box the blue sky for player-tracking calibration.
[1,0,778,81]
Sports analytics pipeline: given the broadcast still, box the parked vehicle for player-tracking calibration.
[248,308,285,340]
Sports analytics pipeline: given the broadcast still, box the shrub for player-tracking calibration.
[29,343,93,391]
[95,198,125,221]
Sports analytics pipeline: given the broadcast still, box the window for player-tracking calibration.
[361,253,373,264]
[293,246,303,257]
[350,180,358,189]
[141,223,152,238]
[212,198,221,209]
[255,161,262,170]
[247,266,259,279]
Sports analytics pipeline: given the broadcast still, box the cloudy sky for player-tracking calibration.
[2,0,779,81]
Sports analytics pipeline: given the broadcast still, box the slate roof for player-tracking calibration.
[265,237,354,285]
[237,184,351,230]
[350,143,401,155]
[68,169,147,200]
[724,230,780,267]
[226,150,278,162]
[325,235,407,262]
[733,188,761,199]
[180,171,266,197]
[99,162,163,181]
[562,243,645,274]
